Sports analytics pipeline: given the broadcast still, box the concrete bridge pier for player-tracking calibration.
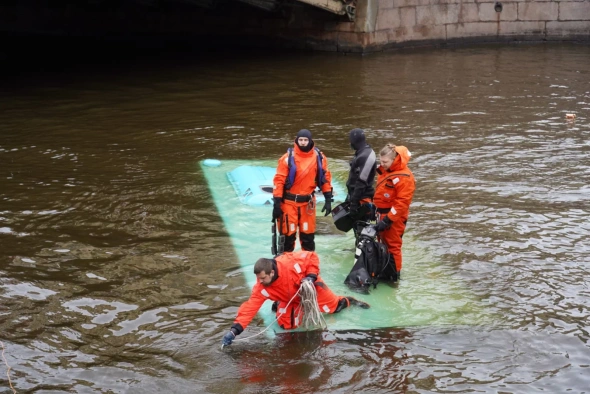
[306,0,590,52]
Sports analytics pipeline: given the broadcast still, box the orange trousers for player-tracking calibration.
[278,200,316,251]
[377,213,407,272]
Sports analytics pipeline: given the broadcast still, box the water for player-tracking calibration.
[1,43,589,393]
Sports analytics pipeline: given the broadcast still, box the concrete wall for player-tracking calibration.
[311,0,590,52]
[196,0,590,52]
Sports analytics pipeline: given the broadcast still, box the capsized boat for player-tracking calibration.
[226,164,344,206]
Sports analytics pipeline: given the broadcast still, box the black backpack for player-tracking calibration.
[344,225,395,293]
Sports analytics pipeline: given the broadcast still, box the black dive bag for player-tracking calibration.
[331,201,376,233]
[344,224,396,293]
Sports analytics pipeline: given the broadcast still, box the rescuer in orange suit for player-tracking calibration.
[221,251,369,346]
[272,129,333,252]
[373,144,416,280]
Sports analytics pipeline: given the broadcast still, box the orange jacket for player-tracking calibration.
[373,146,415,222]
[234,251,321,330]
[273,144,332,199]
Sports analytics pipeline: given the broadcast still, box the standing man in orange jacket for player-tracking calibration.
[373,143,416,280]
[272,129,333,252]
[221,251,369,346]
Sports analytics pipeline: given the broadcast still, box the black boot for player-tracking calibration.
[388,254,398,282]
[346,296,370,309]
[334,297,349,313]
[283,234,296,252]
[334,296,370,313]
[300,233,315,251]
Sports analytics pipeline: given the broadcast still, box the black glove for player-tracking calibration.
[349,201,359,217]
[321,192,333,216]
[222,329,237,347]
[301,274,317,284]
[375,216,392,232]
[272,197,283,221]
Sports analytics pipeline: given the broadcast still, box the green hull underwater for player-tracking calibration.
[201,159,482,334]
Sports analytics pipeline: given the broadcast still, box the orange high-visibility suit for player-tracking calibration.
[273,144,332,252]
[373,146,415,273]
[233,251,344,330]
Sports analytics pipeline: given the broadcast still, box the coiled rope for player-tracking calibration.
[299,280,327,330]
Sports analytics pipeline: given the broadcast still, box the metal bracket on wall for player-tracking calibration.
[344,3,355,21]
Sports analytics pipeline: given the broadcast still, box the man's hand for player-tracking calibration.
[301,274,317,284]
[272,197,283,221]
[375,216,392,232]
[321,192,333,216]
[221,329,237,347]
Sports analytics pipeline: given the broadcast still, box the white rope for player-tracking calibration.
[299,280,327,330]
[0,341,16,394]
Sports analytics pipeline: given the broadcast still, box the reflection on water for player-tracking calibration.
[1,43,590,392]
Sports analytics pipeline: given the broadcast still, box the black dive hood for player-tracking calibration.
[349,128,366,151]
[295,129,314,152]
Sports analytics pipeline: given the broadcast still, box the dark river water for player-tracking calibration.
[1,43,589,393]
